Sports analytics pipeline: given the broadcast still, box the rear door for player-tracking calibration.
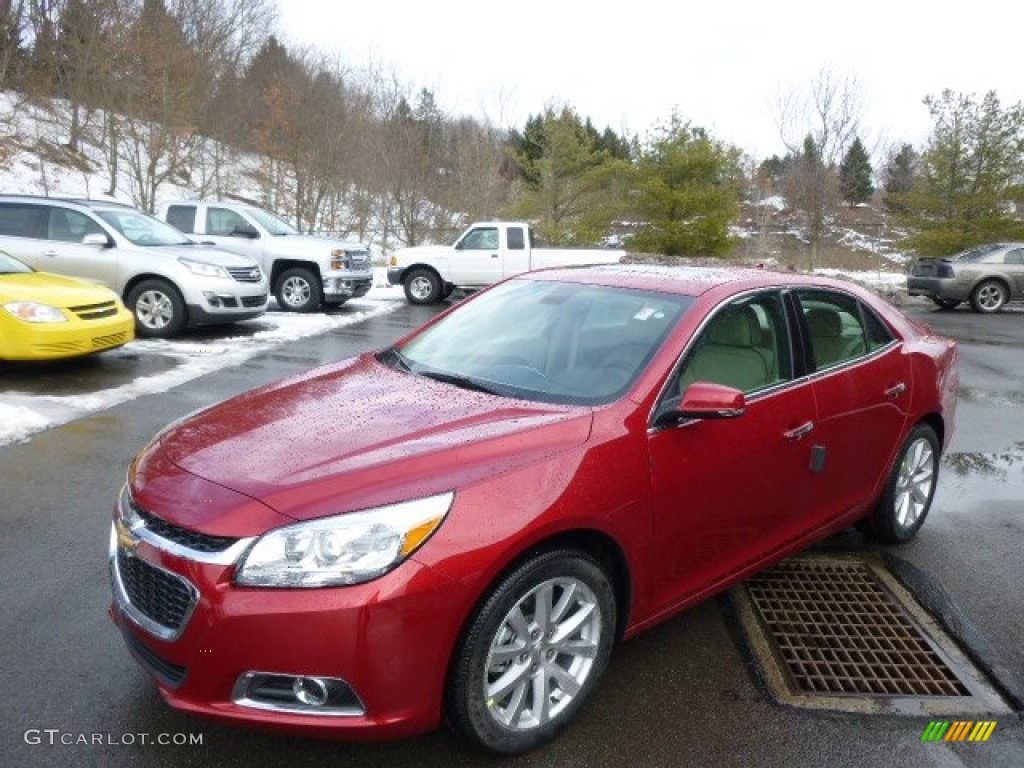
[794,289,911,524]
[0,202,48,267]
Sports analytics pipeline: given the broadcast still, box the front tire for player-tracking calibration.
[126,279,186,338]
[970,279,1008,313]
[864,423,940,543]
[275,267,322,312]
[403,268,442,304]
[447,549,616,755]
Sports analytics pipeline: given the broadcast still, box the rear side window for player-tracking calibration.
[0,203,46,238]
[507,227,525,250]
[796,290,881,370]
[1005,249,1024,265]
[166,205,197,234]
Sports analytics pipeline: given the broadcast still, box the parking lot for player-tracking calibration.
[1,297,1021,768]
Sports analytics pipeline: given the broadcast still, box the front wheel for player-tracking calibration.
[403,268,442,304]
[447,549,616,755]
[275,267,322,312]
[970,280,1008,313]
[864,423,940,543]
[126,279,186,338]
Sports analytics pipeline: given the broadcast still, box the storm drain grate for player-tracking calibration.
[744,560,970,697]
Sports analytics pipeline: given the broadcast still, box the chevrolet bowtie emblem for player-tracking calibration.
[115,518,140,557]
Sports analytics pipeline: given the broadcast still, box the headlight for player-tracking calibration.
[179,258,230,279]
[235,492,454,587]
[331,249,346,270]
[2,301,67,323]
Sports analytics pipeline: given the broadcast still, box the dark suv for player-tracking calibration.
[907,243,1024,312]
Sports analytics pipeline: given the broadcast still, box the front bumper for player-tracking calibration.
[323,274,373,302]
[0,308,134,360]
[108,516,465,740]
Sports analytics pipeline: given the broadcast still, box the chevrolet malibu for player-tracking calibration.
[109,265,958,754]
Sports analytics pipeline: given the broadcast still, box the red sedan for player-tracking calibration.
[109,265,958,754]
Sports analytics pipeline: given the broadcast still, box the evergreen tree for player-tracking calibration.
[902,90,1024,256]
[881,144,918,212]
[506,106,627,245]
[626,114,742,257]
[839,136,874,204]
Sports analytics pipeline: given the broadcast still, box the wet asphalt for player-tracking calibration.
[0,299,1021,768]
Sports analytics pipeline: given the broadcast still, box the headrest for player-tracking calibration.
[805,307,842,338]
[709,307,757,346]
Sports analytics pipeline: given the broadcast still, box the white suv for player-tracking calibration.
[0,196,268,337]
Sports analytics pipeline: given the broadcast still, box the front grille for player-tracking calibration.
[70,300,119,320]
[241,294,267,308]
[92,331,129,349]
[133,504,238,553]
[228,267,263,283]
[117,549,197,633]
[122,629,187,688]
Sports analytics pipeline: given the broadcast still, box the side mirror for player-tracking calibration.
[82,233,112,247]
[231,224,259,239]
[653,381,746,428]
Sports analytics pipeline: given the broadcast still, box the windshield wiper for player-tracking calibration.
[417,370,506,396]
[378,346,412,372]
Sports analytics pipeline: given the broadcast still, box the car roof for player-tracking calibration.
[521,263,834,298]
[0,194,137,211]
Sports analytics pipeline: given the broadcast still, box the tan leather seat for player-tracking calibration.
[805,307,865,367]
[679,307,771,393]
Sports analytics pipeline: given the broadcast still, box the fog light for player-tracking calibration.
[293,676,329,707]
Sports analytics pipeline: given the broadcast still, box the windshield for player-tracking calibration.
[0,252,33,274]
[96,209,193,246]
[246,207,298,236]
[392,278,693,405]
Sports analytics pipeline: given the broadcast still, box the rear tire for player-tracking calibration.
[864,423,940,543]
[126,279,186,338]
[447,549,616,755]
[275,268,322,312]
[403,268,442,304]
[970,280,1007,313]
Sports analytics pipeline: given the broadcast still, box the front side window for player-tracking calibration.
[206,207,250,237]
[676,291,792,395]
[795,290,873,370]
[95,210,192,246]
[459,227,499,250]
[46,208,105,242]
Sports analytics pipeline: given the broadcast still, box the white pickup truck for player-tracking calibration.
[157,200,373,312]
[386,221,625,303]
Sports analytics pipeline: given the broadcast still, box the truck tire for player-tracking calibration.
[403,268,442,304]
[126,279,187,338]
[275,267,322,313]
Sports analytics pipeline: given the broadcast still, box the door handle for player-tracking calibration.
[490,253,499,258]
[885,382,907,398]
[783,421,815,440]
[44,250,59,257]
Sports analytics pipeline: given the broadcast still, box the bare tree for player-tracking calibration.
[776,68,864,167]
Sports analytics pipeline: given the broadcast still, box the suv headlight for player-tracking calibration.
[235,492,454,587]
[3,301,67,323]
[179,258,230,279]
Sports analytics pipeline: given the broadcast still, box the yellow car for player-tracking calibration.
[1,251,134,361]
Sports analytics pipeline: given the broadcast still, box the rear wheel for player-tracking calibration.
[930,297,961,310]
[403,268,442,304]
[447,549,616,755]
[970,280,1008,313]
[864,423,939,543]
[126,279,186,338]
[275,268,322,312]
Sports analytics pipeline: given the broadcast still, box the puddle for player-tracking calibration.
[956,388,1024,407]
[939,445,1024,504]
[0,352,181,396]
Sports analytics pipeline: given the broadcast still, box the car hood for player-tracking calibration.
[156,353,593,522]
[262,234,368,256]
[146,243,261,267]
[0,271,118,305]
[394,244,450,264]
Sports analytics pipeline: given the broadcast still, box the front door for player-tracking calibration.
[449,226,501,287]
[647,291,818,611]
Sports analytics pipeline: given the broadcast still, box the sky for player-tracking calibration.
[279,0,1024,161]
